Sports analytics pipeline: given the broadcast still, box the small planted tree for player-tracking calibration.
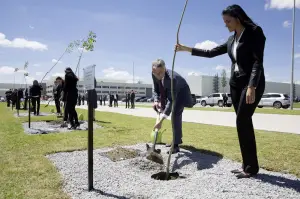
[221,69,227,92]
[70,31,97,78]
[213,73,219,93]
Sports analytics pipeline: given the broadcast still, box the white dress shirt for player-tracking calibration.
[232,28,245,72]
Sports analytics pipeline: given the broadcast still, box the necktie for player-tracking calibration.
[158,80,166,111]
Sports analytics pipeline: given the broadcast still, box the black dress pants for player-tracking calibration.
[55,98,61,113]
[32,97,40,115]
[66,93,79,126]
[230,77,265,175]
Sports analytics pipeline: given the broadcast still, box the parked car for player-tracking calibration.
[200,93,232,107]
[191,94,197,106]
[147,97,154,102]
[257,93,290,109]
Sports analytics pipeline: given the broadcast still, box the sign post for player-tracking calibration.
[28,96,31,128]
[83,64,96,191]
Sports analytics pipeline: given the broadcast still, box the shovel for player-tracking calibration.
[145,112,164,165]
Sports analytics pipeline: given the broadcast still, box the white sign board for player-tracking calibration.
[83,64,96,90]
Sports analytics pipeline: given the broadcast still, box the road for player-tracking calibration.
[42,101,300,135]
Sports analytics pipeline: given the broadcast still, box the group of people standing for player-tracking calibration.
[125,90,135,109]
[5,81,42,116]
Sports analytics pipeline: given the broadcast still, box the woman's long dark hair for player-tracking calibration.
[222,4,257,29]
[65,67,78,82]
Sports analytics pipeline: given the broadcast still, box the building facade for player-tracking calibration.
[186,75,300,97]
[46,79,153,99]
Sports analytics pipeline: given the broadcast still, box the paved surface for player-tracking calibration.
[41,101,300,135]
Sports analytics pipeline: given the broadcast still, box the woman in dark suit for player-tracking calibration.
[176,4,266,179]
[63,67,80,130]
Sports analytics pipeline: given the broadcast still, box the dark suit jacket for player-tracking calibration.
[152,69,193,116]
[191,25,266,88]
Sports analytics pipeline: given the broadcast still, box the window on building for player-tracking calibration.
[110,86,117,89]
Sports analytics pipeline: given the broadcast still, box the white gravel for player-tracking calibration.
[14,112,53,118]
[46,143,300,199]
[22,121,102,134]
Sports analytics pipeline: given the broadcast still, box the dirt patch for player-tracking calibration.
[128,158,164,171]
[101,147,141,162]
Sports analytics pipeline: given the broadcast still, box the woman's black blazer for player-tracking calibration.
[191,25,266,88]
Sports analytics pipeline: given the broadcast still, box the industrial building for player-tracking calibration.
[186,75,300,97]
[45,79,153,98]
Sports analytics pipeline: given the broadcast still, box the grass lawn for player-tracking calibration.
[1,102,300,199]
[293,102,300,108]
[124,103,300,115]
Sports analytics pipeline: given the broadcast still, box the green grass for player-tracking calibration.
[123,103,300,115]
[293,102,300,108]
[1,103,300,198]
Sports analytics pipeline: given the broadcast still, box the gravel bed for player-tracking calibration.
[47,143,300,199]
[14,112,53,118]
[22,121,102,134]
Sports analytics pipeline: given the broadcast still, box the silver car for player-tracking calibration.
[257,93,290,109]
[200,93,232,107]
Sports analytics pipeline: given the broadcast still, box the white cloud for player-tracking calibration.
[215,65,227,71]
[36,72,43,76]
[215,65,230,75]
[194,40,218,50]
[283,20,292,28]
[78,47,88,53]
[25,76,36,83]
[29,25,34,29]
[265,0,300,10]
[52,59,62,64]
[295,53,300,58]
[0,66,28,74]
[265,73,272,81]
[33,64,40,67]
[102,67,142,83]
[187,72,200,76]
[0,32,47,51]
[52,73,65,77]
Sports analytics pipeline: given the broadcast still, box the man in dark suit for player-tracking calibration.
[130,90,135,109]
[125,91,130,108]
[152,59,194,154]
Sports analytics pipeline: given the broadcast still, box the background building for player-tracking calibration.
[0,82,47,97]
[186,75,300,97]
[46,79,153,99]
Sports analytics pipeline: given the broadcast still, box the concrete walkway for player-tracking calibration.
[42,101,300,135]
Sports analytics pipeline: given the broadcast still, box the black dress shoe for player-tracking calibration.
[167,147,180,154]
[235,172,253,179]
[231,169,243,174]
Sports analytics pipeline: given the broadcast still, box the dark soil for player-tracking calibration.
[101,147,141,162]
[151,172,181,180]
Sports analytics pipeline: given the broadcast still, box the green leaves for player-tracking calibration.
[82,31,97,52]
[68,31,97,53]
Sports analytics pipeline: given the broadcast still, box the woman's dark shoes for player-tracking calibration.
[235,172,253,179]
[68,123,80,130]
[167,145,180,154]
[231,169,243,174]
